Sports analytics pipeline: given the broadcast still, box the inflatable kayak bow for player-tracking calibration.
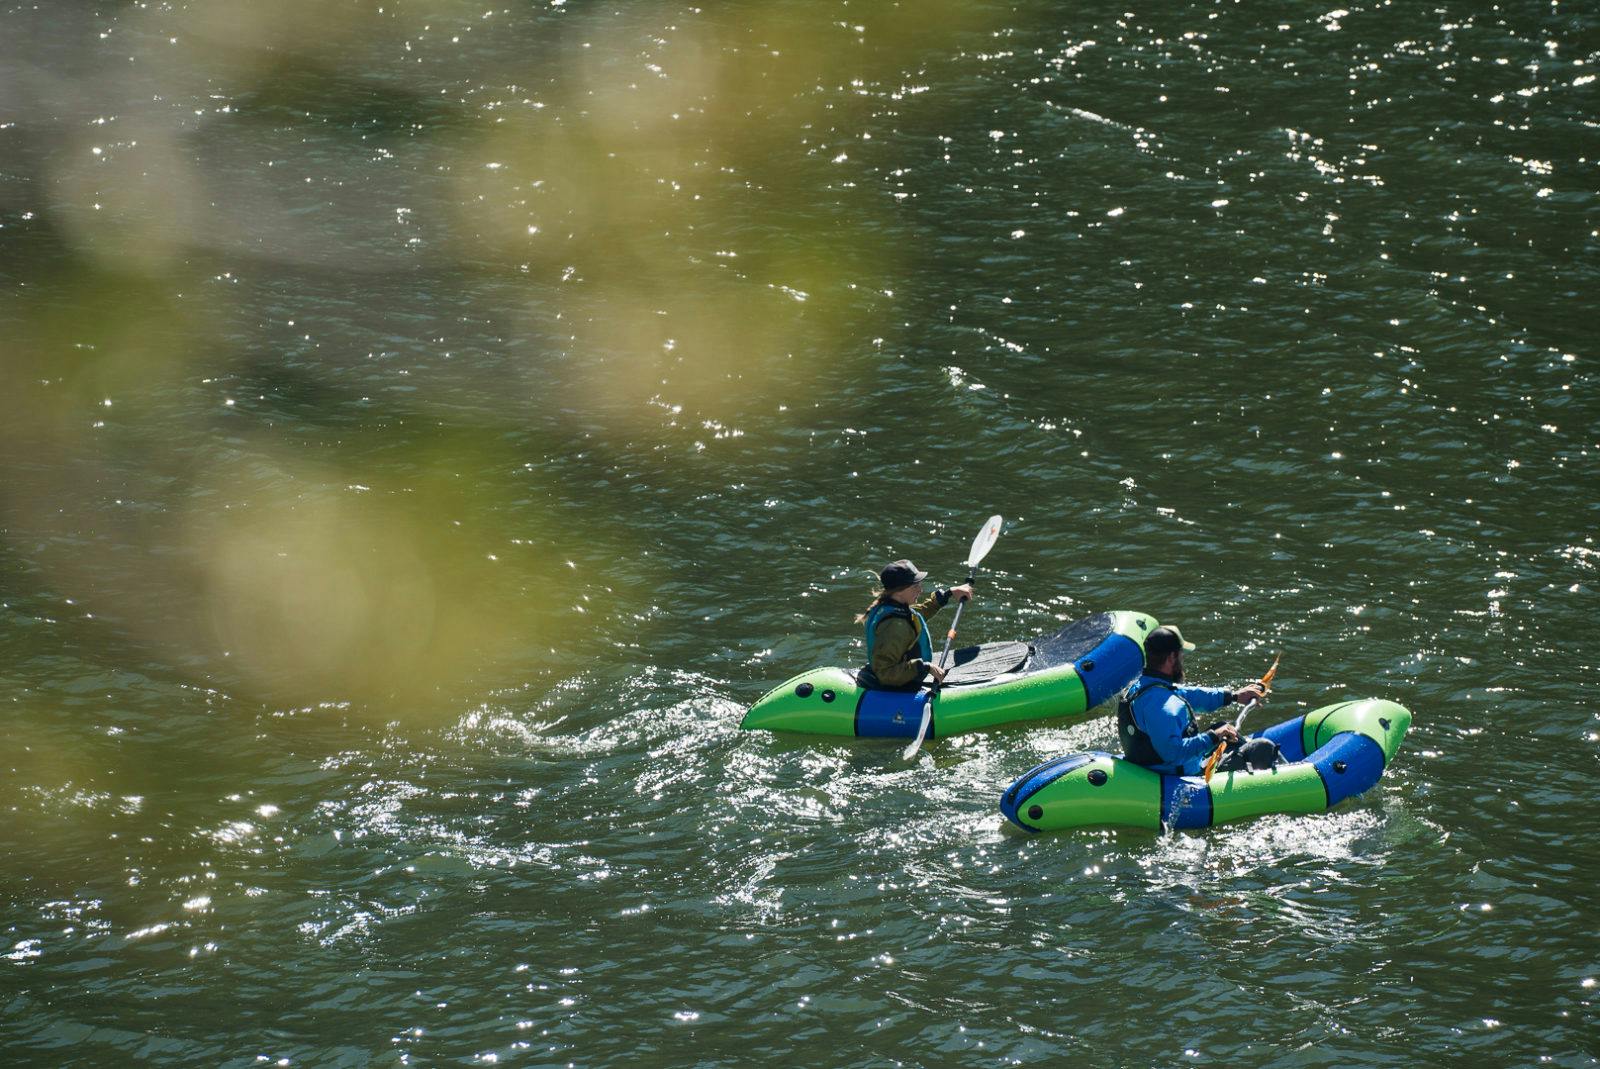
[1000,698,1411,832]
[740,611,1157,740]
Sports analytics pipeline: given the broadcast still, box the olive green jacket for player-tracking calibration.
[864,589,950,688]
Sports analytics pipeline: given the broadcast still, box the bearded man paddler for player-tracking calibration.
[1118,625,1277,774]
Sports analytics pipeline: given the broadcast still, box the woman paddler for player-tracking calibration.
[855,559,973,690]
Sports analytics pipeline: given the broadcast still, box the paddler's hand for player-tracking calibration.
[927,663,948,685]
[1209,723,1241,747]
[948,584,974,603]
[1232,683,1266,706]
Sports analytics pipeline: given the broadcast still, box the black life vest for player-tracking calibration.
[1116,678,1199,768]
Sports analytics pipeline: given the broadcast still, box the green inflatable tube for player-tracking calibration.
[740,611,1158,740]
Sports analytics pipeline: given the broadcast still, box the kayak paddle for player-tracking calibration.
[902,514,1003,761]
[1202,652,1280,782]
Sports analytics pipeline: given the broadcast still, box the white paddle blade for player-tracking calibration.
[965,514,1003,569]
[902,706,933,760]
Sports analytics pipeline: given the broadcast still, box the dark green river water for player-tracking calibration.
[3,1,1596,1065]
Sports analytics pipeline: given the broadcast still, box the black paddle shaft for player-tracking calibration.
[935,566,978,678]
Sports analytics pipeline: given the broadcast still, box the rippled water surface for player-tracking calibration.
[3,1,1596,1065]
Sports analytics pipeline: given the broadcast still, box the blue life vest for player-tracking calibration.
[863,601,933,665]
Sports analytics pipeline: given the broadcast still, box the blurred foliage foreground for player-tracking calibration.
[0,0,994,715]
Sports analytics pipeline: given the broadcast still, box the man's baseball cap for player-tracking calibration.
[1145,625,1197,657]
